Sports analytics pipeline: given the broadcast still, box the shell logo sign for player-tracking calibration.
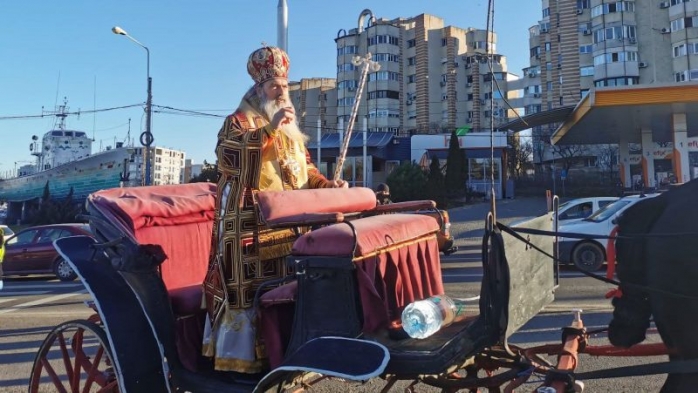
[627,155,642,165]
[688,138,698,151]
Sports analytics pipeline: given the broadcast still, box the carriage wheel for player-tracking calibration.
[28,319,119,393]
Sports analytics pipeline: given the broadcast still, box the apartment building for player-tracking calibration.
[334,10,518,137]
[288,78,337,145]
[130,146,186,185]
[183,158,203,182]
[521,0,694,176]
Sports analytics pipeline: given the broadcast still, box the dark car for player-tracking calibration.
[1,224,92,281]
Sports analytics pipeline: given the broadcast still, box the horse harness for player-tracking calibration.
[494,222,698,382]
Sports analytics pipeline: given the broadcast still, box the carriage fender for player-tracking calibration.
[253,337,389,393]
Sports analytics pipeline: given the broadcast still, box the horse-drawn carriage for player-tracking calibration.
[26,181,696,392]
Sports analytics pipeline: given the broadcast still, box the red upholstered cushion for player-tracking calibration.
[91,183,215,297]
[135,221,213,291]
[90,183,216,230]
[292,213,439,257]
[168,285,204,315]
[256,187,377,224]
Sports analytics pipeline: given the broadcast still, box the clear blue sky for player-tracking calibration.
[0,1,539,176]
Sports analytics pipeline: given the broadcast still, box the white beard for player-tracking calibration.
[260,95,309,145]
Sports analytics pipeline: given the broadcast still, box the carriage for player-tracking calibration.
[26,182,683,392]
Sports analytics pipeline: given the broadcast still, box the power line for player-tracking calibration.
[0,103,144,121]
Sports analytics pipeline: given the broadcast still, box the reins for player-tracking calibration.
[503,224,698,241]
[495,221,698,300]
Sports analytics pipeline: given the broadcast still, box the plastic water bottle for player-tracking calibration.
[401,295,471,339]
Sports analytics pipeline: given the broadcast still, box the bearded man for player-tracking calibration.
[202,45,346,374]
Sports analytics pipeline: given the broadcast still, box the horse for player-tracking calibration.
[608,179,698,392]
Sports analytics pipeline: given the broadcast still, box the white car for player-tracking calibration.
[557,193,660,271]
[551,196,619,228]
[1,225,14,242]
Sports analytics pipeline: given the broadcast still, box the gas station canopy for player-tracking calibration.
[551,82,698,146]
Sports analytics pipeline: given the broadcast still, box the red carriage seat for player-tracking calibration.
[291,213,444,327]
[89,183,216,371]
[255,187,445,368]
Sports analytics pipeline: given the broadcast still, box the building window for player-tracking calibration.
[337,63,357,73]
[368,71,401,82]
[337,80,358,90]
[591,1,636,17]
[580,66,594,76]
[593,25,637,43]
[337,46,358,56]
[579,44,593,54]
[337,97,356,106]
[367,35,399,46]
[372,53,400,62]
[441,38,447,46]
[407,74,415,83]
[593,51,639,65]
[408,56,416,66]
[577,0,591,9]
[594,76,640,86]
[407,39,416,48]
[367,90,400,100]
[368,109,401,118]
[674,44,687,57]
[670,16,698,32]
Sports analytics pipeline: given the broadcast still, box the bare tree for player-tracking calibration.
[596,144,619,179]
[508,135,534,178]
[552,144,588,172]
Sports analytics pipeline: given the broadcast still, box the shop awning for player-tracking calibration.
[307,132,394,149]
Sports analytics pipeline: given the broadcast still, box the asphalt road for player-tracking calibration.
[0,197,668,392]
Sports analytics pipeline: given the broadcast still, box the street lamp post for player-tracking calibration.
[112,26,154,186]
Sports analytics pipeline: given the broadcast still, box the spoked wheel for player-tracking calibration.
[29,319,119,393]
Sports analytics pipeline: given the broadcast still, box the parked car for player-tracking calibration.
[551,196,619,228]
[557,194,659,271]
[1,225,14,242]
[510,196,618,228]
[1,224,92,281]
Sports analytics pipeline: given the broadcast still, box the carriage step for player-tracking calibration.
[253,336,389,393]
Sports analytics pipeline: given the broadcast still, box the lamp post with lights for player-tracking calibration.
[112,26,154,186]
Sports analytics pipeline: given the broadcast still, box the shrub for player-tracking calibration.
[386,162,429,202]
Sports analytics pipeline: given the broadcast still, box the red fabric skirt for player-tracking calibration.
[260,236,443,369]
